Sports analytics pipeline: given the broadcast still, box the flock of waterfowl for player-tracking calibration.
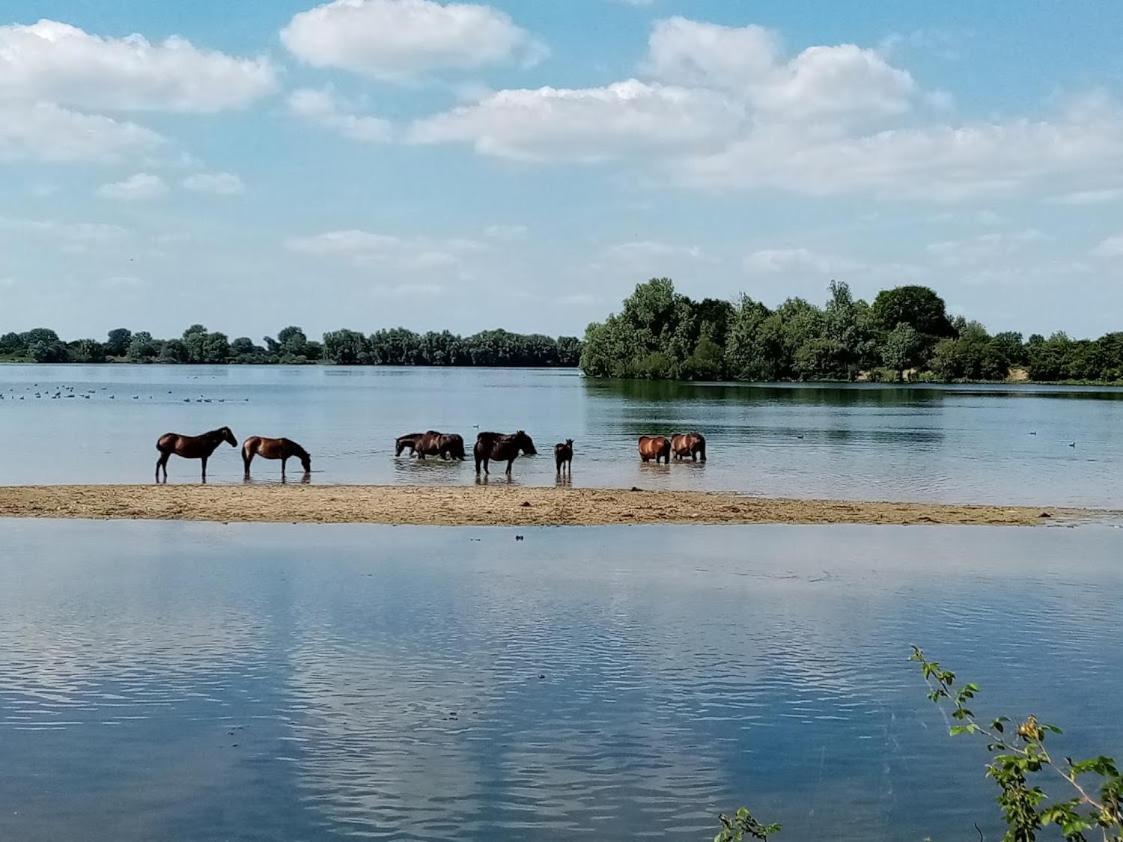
[1,383,248,403]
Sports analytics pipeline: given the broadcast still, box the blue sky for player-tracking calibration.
[4,0,1123,341]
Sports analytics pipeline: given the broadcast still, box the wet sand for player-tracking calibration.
[0,484,1096,526]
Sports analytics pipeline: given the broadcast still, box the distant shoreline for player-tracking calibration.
[4,359,1123,388]
[0,485,1100,527]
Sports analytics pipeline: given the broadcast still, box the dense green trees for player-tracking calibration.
[321,326,581,366]
[1,322,578,367]
[582,278,1123,384]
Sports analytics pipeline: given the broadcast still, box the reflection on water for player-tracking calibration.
[2,364,1123,505]
[1,520,1121,841]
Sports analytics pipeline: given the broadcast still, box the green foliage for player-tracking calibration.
[182,325,229,363]
[3,322,580,367]
[870,285,955,339]
[714,808,781,841]
[28,339,69,363]
[68,339,106,363]
[584,280,979,383]
[104,328,132,357]
[912,646,1122,842]
[719,650,1122,842]
[881,323,923,377]
[126,331,159,361]
[0,331,25,354]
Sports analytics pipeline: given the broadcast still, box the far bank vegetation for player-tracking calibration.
[579,279,1123,385]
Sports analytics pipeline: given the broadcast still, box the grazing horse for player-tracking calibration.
[555,439,573,476]
[671,432,707,462]
[155,426,237,482]
[395,432,424,457]
[242,436,311,478]
[416,431,466,461]
[638,435,672,464]
[475,430,537,476]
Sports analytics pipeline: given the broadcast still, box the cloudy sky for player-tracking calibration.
[4,0,1123,340]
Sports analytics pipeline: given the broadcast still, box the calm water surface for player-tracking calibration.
[2,364,1123,506]
[0,521,1120,841]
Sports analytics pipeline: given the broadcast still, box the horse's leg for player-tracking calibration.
[156,452,169,482]
[201,456,208,483]
[243,450,253,476]
[505,458,513,477]
[282,457,287,478]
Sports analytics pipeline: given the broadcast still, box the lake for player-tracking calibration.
[3,364,1123,506]
[0,520,1120,841]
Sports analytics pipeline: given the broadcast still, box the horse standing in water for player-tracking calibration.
[555,439,573,476]
[415,431,466,461]
[242,436,312,479]
[395,433,424,457]
[638,435,672,464]
[671,432,707,462]
[155,426,237,482]
[474,430,537,477]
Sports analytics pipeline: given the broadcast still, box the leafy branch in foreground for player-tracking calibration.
[714,807,781,841]
[911,646,1121,841]
[716,648,1122,841]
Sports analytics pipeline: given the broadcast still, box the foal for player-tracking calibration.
[554,439,573,476]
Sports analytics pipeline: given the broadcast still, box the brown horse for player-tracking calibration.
[395,432,424,457]
[155,426,237,482]
[638,435,672,464]
[416,431,466,461]
[242,436,311,478]
[475,430,537,476]
[671,432,707,462]
[555,439,573,475]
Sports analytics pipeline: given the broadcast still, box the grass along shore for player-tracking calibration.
[0,484,1100,527]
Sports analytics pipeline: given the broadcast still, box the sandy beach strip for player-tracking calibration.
[0,484,1099,526]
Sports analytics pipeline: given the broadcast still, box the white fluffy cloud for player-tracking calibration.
[286,229,486,273]
[1092,234,1123,258]
[402,15,1123,203]
[673,96,1123,200]
[743,248,854,275]
[408,79,742,161]
[406,17,916,166]
[288,88,392,142]
[926,230,1047,268]
[0,20,276,112]
[0,101,164,162]
[182,172,246,195]
[280,0,545,80]
[97,173,169,201]
[645,18,915,119]
[0,216,131,255]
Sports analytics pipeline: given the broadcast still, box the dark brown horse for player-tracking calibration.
[555,439,573,475]
[395,432,424,457]
[638,435,672,464]
[242,436,311,478]
[155,426,237,482]
[671,432,707,462]
[416,431,466,461]
[475,430,537,476]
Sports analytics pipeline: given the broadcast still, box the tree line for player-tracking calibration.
[579,278,1123,384]
[0,325,582,367]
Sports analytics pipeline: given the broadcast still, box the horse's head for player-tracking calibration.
[300,452,312,472]
[220,427,238,447]
[566,439,573,449]
[516,430,537,455]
